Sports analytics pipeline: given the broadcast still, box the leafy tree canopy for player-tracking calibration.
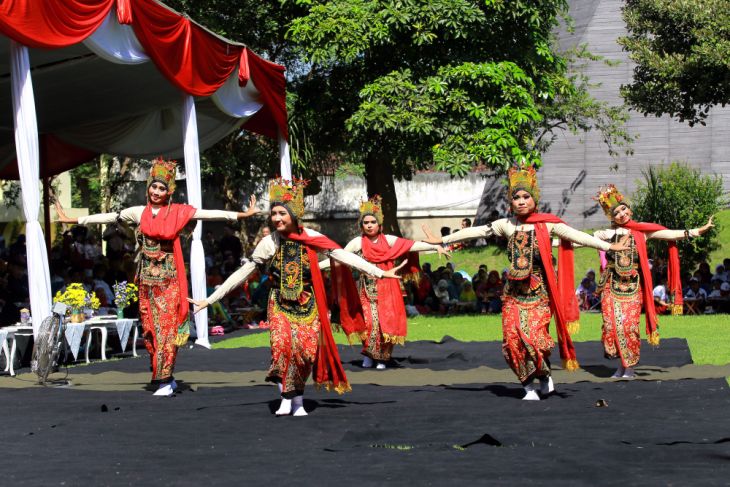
[620,0,730,125]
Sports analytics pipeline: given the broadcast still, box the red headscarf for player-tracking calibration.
[359,235,419,344]
[521,213,581,370]
[617,220,682,343]
[139,203,196,325]
[282,228,362,394]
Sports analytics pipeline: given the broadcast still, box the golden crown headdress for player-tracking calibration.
[359,195,384,225]
[507,165,540,203]
[147,157,177,194]
[595,184,628,218]
[269,177,308,219]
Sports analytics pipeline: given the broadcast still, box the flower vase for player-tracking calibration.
[116,308,125,319]
[70,311,85,323]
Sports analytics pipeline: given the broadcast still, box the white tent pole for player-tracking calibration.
[278,131,292,180]
[10,41,52,336]
[182,94,210,348]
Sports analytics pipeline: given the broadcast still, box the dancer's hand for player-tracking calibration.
[240,195,260,218]
[54,199,77,224]
[609,234,631,251]
[381,259,408,279]
[436,245,451,260]
[187,297,209,314]
[698,215,715,235]
[421,224,443,244]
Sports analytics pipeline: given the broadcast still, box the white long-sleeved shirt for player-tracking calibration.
[441,217,612,251]
[207,228,386,305]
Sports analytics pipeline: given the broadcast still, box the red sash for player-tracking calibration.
[522,213,580,370]
[619,220,682,343]
[360,235,419,343]
[282,228,361,393]
[139,203,196,325]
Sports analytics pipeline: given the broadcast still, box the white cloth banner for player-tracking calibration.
[114,319,133,352]
[10,42,52,337]
[84,11,148,64]
[182,95,210,348]
[64,323,86,360]
[279,132,292,180]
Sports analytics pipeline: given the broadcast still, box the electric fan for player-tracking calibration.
[31,302,67,384]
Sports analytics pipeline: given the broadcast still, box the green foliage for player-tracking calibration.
[620,0,730,125]
[0,180,22,207]
[289,0,632,181]
[632,162,726,273]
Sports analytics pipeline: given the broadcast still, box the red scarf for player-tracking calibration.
[619,220,682,342]
[282,228,361,394]
[139,203,196,325]
[521,213,580,370]
[360,235,419,344]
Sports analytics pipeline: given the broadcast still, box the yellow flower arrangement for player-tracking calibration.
[113,281,138,309]
[53,283,100,312]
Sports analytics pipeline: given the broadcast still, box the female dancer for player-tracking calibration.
[189,179,403,416]
[594,185,713,378]
[55,158,259,396]
[331,195,447,369]
[422,166,630,400]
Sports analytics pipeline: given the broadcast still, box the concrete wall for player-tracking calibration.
[531,0,730,229]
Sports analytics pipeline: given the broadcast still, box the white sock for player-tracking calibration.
[376,362,386,370]
[522,382,540,401]
[611,364,626,378]
[275,397,292,416]
[292,395,308,417]
[362,356,374,368]
[539,376,554,395]
[622,367,635,378]
[153,383,174,397]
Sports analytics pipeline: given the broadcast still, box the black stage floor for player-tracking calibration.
[0,338,727,486]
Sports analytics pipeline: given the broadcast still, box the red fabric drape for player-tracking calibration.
[360,235,417,341]
[242,49,288,139]
[282,229,355,393]
[620,220,683,340]
[522,213,580,369]
[0,134,98,180]
[139,203,196,325]
[0,0,288,140]
[129,0,241,97]
[0,0,114,49]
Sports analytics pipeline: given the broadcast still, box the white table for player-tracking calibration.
[0,318,140,376]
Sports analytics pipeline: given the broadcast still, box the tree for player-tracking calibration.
[620,0,730,125]
[288,0,632,234]
[632,163,725,275]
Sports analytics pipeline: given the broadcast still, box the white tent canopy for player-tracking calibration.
[0,1,291,346]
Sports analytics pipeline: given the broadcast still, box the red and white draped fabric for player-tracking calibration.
[0,0,290,338]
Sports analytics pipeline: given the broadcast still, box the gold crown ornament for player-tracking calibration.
[269,177,308,219]
[595,184,628,218]
[359,195,384,225]
[147,157,177,194]
[507,165,540,203]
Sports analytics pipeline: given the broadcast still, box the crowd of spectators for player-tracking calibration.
[574,257,730,315]
[0,220,271,327]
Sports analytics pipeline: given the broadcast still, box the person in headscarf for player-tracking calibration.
[189,179,403,416]
[55,157,259,396]
[421,165,630,400]
[593,185,713,378]
[322,195,447,369]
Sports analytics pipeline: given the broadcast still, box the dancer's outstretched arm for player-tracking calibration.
[552,223,630,252]
[646,215,714,241]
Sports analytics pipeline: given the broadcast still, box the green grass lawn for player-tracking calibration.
[214,312,730,366]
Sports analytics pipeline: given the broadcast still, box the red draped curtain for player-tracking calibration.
[0,0,288,139]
